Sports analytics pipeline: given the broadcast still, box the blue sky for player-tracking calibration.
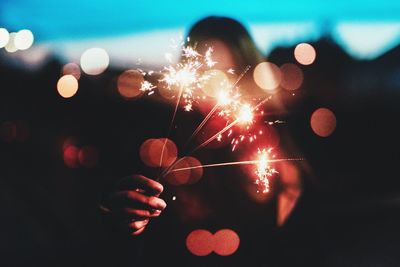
[1,0,400,65]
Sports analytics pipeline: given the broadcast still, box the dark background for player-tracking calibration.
[1,34,400,266]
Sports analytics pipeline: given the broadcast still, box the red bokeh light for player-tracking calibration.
[280,63,304,91]
[139,138,177,167]
[186,229,214,256]
[0,121,17,142]
[63,145,79,168]
[78,146,99,168]
[310,107,337,137]
[213,229,240,256]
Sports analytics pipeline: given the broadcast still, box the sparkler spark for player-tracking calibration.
[135,43,301,194]
[255,148,277,193]
[166,155,303,194]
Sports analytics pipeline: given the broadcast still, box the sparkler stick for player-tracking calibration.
[184,65,251,148]
[167,158,303,173]
[189,95,270,153]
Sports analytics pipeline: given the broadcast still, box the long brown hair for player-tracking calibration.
[185,16,264,72]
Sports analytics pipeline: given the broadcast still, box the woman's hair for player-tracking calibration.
[186,16,264,71]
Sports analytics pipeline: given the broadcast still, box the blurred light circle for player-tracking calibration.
[277,161,302,226]
[117,70,144,99]
[280,63,304,91]
[5,32,18,53]
[185,157,203,184]
[165,156,203,185]
[165,157,190,185]
[0,28,10,48]
[78,146,99,168]
[63,146,79,168]
[213,229,240,256]
[294,43,316,65]
[57,75,79,98]
[310,108,337,137]
[186,229,214,256]
[80,47,109,75]
[157,80,176,100]
[0,121,17,142]
[62,63,81,80]
[253,62,282,91]
[200,69,229,97]
[14,29,34,50]
[139,138,177,168]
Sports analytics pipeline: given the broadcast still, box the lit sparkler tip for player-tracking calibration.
[237,104,254,124]
[255,148,276,194]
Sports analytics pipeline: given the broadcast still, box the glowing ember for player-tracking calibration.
[236,104,254,124]
[255,148,277,193]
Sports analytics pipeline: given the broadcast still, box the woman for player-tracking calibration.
[99,16,309,266]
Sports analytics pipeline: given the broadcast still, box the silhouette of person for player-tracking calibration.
[99,16,311,266]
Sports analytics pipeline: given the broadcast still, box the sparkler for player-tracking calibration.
[135,42,296,193]
[165,151,302,194]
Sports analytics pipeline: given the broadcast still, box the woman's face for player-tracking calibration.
[198,38,237,70]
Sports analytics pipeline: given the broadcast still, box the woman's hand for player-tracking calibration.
[103,174,167,236]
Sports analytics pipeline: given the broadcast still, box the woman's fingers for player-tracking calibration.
[129,219,150,232]
[112,207,162,220]
[110,190,167,210]
[117,175,164,196]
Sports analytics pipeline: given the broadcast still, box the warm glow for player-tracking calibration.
[294,43,316,65]
[80,47,109,75]
[165,156,203,185]
[200,69,229,97]
[14,29,34,50]
[213,229,240,256]
[310,107,337,137]
[63,146,79,168]
[117,70,144,99]
[277,162,302,226]
[216,90,232,106]
[186,229,214,256]
[5,32,17,53]
[139,138,177,168]
[253,62,282,91]
[57,75,79,98]
[62,63,81,80]
[280,63,304,90]
[0,28,10,48]
[237,104,254,124]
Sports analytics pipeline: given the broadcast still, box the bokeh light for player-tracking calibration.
[277,161,302,226]
[186,229,214,256]
[280,63,304,90]
[310,107,337,137]
[5,32,17,53]
[117,70,145,99]
[14,29,34,50]
[80,47,109,75]
[0,121,17,142]
[200,69,230,97]
[294,43,316,65]
[164,158,190,185]
[0,28,10,48]
[62,63,81,80]
[165,156,203,185]
[213,229,240,256]
[63,145,79,168]
[78,146,99,168]
[57,75,79,98]
[253,62,282,91]
[139,138,177,168]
